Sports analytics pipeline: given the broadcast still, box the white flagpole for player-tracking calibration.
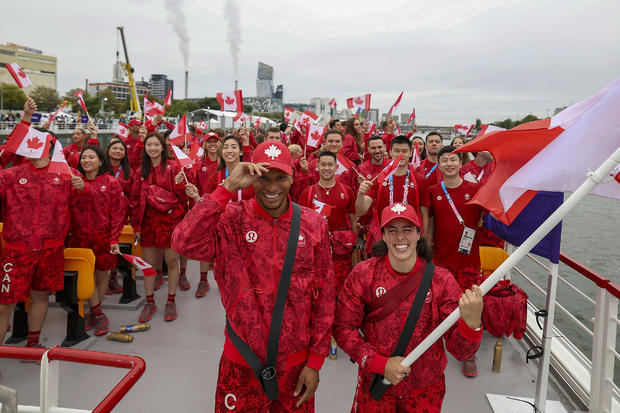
[382,145,620,386]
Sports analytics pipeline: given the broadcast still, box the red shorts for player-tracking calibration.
[351,369,445,413]
[69,232,117,271]
[215,353,314,413]
[0,246,65,304]
[333,254,353,291]
[140,210,182,249]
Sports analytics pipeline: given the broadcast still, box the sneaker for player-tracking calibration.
[154,273,165,291]
[164,302,177,322]
[20,343,45,364]
[139,303,157,322]
[84,311,95,331]
[462,356,478,378]
[178,273,191,291]
[107,278,123,295]
[195,281,210,298]
[93,315,110,336]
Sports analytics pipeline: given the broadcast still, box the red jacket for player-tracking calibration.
[125,136,144,171]
[63,139,99,169]
[130,161,187,232]
[0,162,87,251]
[194,156,219,196]
[342,133,362,164]
[171,186,336,372]
[333,256,482,393]
[109,164,133,197]
[70,173,127,244]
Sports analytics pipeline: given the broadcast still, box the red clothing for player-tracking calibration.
[342,133,362,164]
[63,139,99,169]
[171,186,336,373]
[423,180,482,271]
[194,156,219,195]
[125,135,144,171]
[204,169,255,200]
[109,164,133,197]
[416,158,440,186]
[68,233,117,271]
[299,181,355,232]
[460,160,495,185]
[358,159,389,181]
[333,257,481,400]
[0,144,25,169]
[352,375,445,413]
[366,167,422,220]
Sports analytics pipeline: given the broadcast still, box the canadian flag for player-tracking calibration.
[299,110,318,129]
[164,89,173,107]
[73,91,89,118]
[284,106,295,122]
[49,102,67,122]
[347,94,371,112]
[172,145,193,168]
[395,125,402,136]
[120,254,157,277]
[312,198,332,218]
[144,96,165,118]
[336,152,355,176]
[48,139,72,178]
[115,122,129,139]
[387,91,403,115]
[5,122,52,159]
[367,121,377,136]
[307,124,325,149]
[169,115,187,146]
[408,108,416,124]
[216,90,244,121]
[198,120,208,131]
[5,63,32,88]
[410,143,421,169]
[254,118,261,128]
[454,124,474,137]
[378,154,404,181]
[328,98,337,109]
[189,140,204,162]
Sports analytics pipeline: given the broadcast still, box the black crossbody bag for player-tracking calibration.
[226,202,301,401]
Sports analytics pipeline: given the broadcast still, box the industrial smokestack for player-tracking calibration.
[184,70,188,99]
[234,80,238,90]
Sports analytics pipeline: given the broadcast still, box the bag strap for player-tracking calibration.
[225,202,301,401]
[369,262,435,401]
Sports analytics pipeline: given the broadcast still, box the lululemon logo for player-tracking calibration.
[245,231,257,243]
[19,178,27,185]
[375,286,386,297]
[224,393,237,410]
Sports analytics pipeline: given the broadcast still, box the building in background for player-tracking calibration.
[150,74,174,100]
[245,62,284,113]
[0,42,57,89]
[309,97,332,119]
[87,81,150,102]
[256,62,274,98]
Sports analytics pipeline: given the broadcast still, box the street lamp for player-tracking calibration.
[99,97,108,115]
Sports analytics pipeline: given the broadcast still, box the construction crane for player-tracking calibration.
[116,26,141,115]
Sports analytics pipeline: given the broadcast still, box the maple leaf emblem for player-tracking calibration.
[355,97,364,105]
[27,137,44,150]
[311,131,322,140]
[391,203,407,215]
[17,68,26,78]
[225,96,235,105]
[264,144,282,160]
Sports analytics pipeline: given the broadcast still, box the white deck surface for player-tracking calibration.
[0,261,575,412]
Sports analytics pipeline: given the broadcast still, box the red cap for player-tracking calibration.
[205,132,220,141]
[128,119,142,127]
[252,141,293,175]
[380,203,421,229]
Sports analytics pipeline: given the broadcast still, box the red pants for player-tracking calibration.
[68,232,117,271]
[215,353,314,413]
[0,246,64,304]
[351,370,445,413]
[333,254,353,291]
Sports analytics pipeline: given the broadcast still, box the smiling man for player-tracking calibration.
[172,140,335,412]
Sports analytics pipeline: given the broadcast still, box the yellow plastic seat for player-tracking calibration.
[479,246,510,279]
[63,248,95,317]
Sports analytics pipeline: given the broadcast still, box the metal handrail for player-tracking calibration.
[0,345,145,413]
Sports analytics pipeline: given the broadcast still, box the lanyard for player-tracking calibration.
[114,167,121,179]
[225,168,229,178]
[389,170,409,205]
[440,181,465,225]
[223,168,241,201]
[425,163,437,179]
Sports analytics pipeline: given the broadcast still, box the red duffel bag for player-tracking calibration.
[330,229,357,255]
[482,279,529,339]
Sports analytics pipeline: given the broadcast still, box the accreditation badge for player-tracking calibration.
[458,227,476,255]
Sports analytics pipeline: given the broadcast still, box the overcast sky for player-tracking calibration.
[2,0,619,125]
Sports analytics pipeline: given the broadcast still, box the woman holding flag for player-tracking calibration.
[70,146,127,335]
[131,132,187,322]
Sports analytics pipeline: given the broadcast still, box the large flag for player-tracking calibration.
[73,91,90,118]
[377,154,404,181]
[476,124,505,138]
[144,96,164,118]
[5,63,32,88]
[216,90,244,121]
[284,106,295,123]
[5,122,52,159]
[408,108,416,124]
[169,115,187,146]
[454,124,474,136]
[171,145,193,168]
[49,102,67,122]
[307,124,325,149]
[48,140,72,178]
[387,91,403,115]
[115,122,129,139]
[120,254,157,277]
[164,89,173,107]
[347,94,371,112]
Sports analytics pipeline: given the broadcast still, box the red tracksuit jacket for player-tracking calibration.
[125,136,144,171]
[171,185,336,372]
[0,162,86,251]
[333,256,482,393]
[70,173,127,244]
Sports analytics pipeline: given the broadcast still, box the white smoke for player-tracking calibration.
[165,0,190,70]
[224,0,242,77]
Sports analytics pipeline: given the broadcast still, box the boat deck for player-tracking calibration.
[0,262,577,412]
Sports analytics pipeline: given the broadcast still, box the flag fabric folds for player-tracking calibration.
[5,63,32,88]
[120,253,157,277]
[169,115,187,146]
[73,91,90,118]
[387,92,403,115]
[408,108,416,124]
[164,89,173,107]
[48,140,72,178]
[5,122,52,159]
[216,90,244,121]
[172,145,193,168]
[347,94,371,112]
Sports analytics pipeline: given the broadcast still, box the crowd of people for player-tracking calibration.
[0,97,510,412]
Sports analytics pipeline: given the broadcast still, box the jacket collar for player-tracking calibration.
[252,195,293,221]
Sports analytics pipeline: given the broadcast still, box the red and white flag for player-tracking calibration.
[454,124,474,137]
[115,122,129,139]
[378,154,403,181]
[387,91,403,115]
[410,144,421,169]
[367,121,377,136]
[143,96,164,118]
[254,118,261,128]
[169,115,187,146]
[299,110,318,129]
[73,91,89,118]
[476,124,506,138]
[328,98,337,109]
[198,120,208,131]
[48,139,72,178]
[347,94,371,112]
[336,152,355,176]
[5,122,52,159]
[307,124,325,149]
[172,145,193,168]
[120,254,157,277]
[5,63,32,88]
[312,198,332,218]
[49,102,67,122]
[284,106,295,123]
[408,108,416,124]
[395,125,402,135]
[164,89,173,107]
[189,140,204,162]
[216,90,244,121]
